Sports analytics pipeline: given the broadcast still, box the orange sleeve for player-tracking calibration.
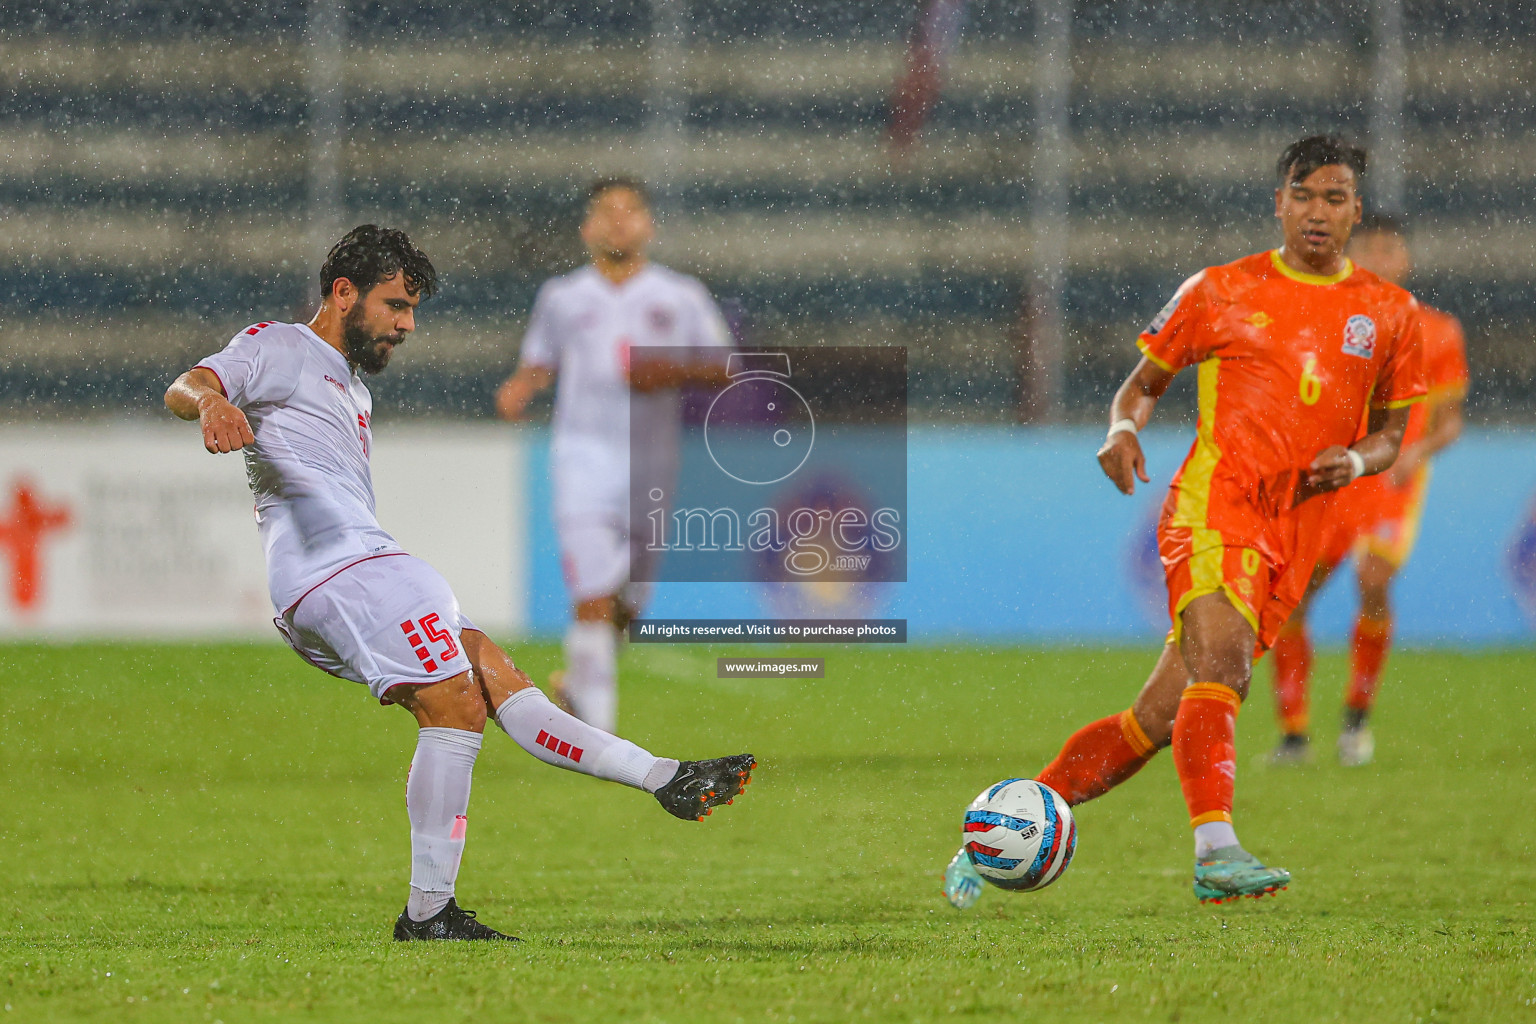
[1371,301,1427,409]
[1136,271,1210,373]
[1427,313,1470,397]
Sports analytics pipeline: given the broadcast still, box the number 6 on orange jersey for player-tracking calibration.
[1299,356,1323,405]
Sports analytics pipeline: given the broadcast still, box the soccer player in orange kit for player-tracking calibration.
[944,135,1425,907]
[1268,216,1469,767]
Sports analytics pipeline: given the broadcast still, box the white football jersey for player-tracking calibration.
[197,321,402,613]
[520,263,731,521]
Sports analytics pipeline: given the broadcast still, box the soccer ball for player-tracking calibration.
[962,779,1077,891]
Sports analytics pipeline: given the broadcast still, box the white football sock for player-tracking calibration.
[1193,820,1241,859]
[563,620,618,732]
[405,727,481,922]
[494,687,677,792]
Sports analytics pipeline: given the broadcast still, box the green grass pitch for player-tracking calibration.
[2,641,1533,1023]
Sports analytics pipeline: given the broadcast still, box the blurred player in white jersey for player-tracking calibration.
[165,225,752,942]
[497,179,732,731]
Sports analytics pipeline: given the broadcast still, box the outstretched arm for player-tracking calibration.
[1097,357,1177,495]
[494,365,555,421]
[1303,404,1412,499]
[165,367,255,454]
[626,357,730,393]
[1388,394,1463,485]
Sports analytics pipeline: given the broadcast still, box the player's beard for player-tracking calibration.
[341,307,402,375]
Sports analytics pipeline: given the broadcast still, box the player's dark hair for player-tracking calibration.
[1276,135,1368,186]
[1356,212,1405,236]
[320,225,437,300]
[586,176,651,210]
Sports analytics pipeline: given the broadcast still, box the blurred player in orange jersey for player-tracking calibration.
[1268,216,1469,767]
[944,135,1426,908]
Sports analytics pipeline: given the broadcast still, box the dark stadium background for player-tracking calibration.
[3,0,1531,425]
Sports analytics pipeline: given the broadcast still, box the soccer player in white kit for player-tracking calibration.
[497,179,732,731]
[165,225,754,942]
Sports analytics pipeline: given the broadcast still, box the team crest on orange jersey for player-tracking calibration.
[1342,314,1377,358]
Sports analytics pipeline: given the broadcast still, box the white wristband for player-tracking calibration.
[1107,418,1138,439]
[1345,448,1366,481]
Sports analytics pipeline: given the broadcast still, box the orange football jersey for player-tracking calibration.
[1139,249,1426,563]
[1324,301,1468,557]
[1399,304,1469,450]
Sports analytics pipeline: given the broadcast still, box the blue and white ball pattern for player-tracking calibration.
[962,779,1077,891]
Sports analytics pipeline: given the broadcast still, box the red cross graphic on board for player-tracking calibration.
[0,478,72,612]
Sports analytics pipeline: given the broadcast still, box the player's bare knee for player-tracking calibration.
[1219,673,1253,701]
[398,672,487,732]
[1178,593,1255,693]
[1132,644,1186,748]
[1182,646,1251,695]
[460,629,534,708]
[1129,682,1180,740]
[1358,554,1396,594]
[1131,702,1176,749]
[463,629,513,673]
[436,678,488,732]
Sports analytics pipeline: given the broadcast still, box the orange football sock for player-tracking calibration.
[1345,615,1392,714]
[1172,682,1242,827]
[1035,709,1157,806]
[1270,622,1311,736]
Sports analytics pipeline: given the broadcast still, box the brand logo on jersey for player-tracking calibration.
[1342,314,1377,358]
[324,374,346,394]
[1245,311,1274,329]
[1146,292,1182,335]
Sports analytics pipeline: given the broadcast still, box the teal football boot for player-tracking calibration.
[1192,846,1291,904]
[943,845,985,910]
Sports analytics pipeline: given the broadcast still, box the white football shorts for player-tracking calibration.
[275,553,474,702]
[556,518,655,611]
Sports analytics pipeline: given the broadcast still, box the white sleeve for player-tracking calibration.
[519,282,561,369]
[195,326,302,408]
[683,280,733,350]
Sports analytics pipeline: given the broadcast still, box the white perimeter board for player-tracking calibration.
[0,422,526,638]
